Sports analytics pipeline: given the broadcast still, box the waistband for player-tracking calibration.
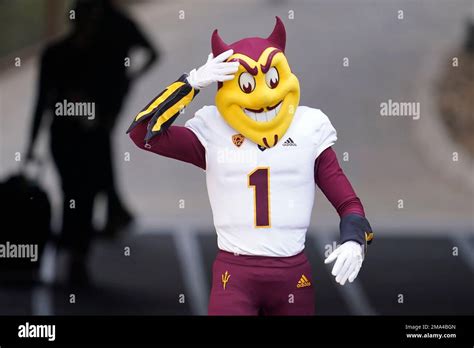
[216,250,308,268]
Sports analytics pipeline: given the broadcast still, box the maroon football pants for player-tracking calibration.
[208,250,315,315]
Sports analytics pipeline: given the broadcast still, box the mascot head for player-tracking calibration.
[212,17,300,148]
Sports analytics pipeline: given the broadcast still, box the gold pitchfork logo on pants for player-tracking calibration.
[221,271,231,290]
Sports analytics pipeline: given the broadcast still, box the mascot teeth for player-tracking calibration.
[243,104,282,122]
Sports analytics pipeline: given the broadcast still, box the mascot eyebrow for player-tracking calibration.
[231,58,258,75]
[231,48,282,75]
[260,49,282,73]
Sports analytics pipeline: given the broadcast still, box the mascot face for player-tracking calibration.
[213,17,300,148]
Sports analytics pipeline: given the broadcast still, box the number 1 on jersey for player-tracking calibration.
[248,167,271,228]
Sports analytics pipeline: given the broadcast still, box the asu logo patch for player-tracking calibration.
[232,134,245,147]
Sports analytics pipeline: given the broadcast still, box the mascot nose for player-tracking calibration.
[255,92,272,108]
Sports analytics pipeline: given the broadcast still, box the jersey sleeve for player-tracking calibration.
[127,74,205,169]
[184,105,214,149]
[314,147,365,218]
[129,121,206,169]
[313,110,338,158]
[315,147,374,251]
[126,74,199,141]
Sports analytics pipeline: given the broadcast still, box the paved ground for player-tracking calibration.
[0,0,473,315]
[0,230,473,315]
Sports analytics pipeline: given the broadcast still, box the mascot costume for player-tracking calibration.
[128,17,373,315]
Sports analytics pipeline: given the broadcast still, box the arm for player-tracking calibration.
[315,147,374,285]
[27,50,52,159]
[126,73,198,141]
[315,147,365,218]
[127,49,238,163]
[129,122,205,170]
[315,147,373,245]
[127,49,238,141]
[127,18,159,80]
[127,73,204,169]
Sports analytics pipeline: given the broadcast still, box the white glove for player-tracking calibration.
[187,49,239,89]
[324,241,364,286]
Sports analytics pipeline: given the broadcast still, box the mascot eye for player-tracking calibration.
[239,72,256,93]
[265,67,279,89]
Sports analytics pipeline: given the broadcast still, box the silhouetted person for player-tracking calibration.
[26,0,158,284]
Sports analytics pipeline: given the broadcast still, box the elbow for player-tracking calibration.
[129,130,147,150]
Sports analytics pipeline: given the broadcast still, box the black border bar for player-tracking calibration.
[0,315,472,345]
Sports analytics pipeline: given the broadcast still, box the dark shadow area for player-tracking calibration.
[1,0,158,297]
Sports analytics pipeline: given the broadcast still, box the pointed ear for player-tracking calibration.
[211,29,231,57]
[267,16,286,51]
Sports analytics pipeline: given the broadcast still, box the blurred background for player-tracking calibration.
[0,0,473,315]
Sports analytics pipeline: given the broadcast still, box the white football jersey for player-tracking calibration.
[185,105,337,257]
